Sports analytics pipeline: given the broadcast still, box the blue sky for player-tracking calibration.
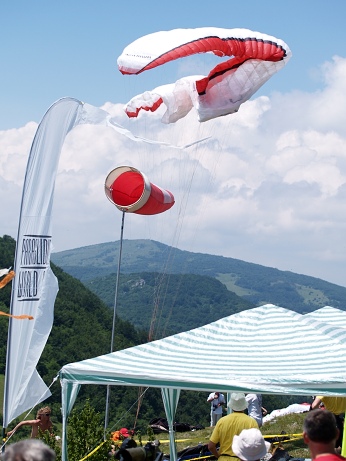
[1,1,346,288]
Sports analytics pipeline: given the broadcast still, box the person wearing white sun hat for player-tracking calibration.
[208,393,258,460]
[232,428,271,461]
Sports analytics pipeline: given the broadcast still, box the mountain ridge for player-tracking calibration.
[52,239,346,314]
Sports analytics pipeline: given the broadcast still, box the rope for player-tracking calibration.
[271,436,303,445]
[184,456,214,461]
[132,387,150,432]
[263,433,303,438]
[107,387,149,434]
[78,441,107,461]
[263,432,303,444]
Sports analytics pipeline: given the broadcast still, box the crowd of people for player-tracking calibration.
[207,392,267,428]
[206,392,346,461]
[2,396,346,461]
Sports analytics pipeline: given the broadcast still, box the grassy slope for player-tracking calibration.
[216,273,256,297]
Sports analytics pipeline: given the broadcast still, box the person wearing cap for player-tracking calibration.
[303,409,344,460]
[119,427,137,449]
[207,392,226,427]
[119,428,130,438]
[208,393,258,460]
[232,428,271,461]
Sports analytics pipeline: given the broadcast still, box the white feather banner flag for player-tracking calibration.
[3,97,193,426]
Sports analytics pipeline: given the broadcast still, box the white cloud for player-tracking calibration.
[2,56,346,286]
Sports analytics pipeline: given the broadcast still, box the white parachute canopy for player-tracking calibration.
[117,27,292,122]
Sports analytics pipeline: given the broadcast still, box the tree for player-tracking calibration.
[66,400,111,461]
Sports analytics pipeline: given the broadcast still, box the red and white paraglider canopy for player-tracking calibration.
[105,166,175,215]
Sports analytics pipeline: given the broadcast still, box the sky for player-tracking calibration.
[1,0,346,288]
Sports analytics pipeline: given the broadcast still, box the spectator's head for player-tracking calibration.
[36,406,51,419]
[232,428,271,461]
[1,439,56,461]
[303,409,339,444]
[228,393,248,412]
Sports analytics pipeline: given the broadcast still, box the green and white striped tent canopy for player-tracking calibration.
[305,305,346,328]
[59,304,346,460]
[60,304,346,395]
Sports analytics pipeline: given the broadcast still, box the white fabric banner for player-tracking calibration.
[3,97,196,427]
[3,98,83,426]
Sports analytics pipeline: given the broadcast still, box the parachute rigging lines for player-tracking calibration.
[114,27,292,430]
[117,27,292,123]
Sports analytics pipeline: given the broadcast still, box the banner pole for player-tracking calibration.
[104,210,126,438]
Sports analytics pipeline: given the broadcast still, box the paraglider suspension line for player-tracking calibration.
[104,210,126,438]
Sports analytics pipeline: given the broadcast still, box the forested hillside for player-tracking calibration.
[85,272,254,335]
[0,235,167,430]
[52,239,346,313]
[0,235,312,432]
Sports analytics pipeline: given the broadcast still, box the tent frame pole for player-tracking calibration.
[104,210,126,438]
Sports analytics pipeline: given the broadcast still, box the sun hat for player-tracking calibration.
[119,427,130,437]
[227,392,248,411]
[232,428,271,461]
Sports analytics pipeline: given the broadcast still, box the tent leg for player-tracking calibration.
[161,388,180,461]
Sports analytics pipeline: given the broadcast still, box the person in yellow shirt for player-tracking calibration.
[311,396,346,451]
[208,393,258,460]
